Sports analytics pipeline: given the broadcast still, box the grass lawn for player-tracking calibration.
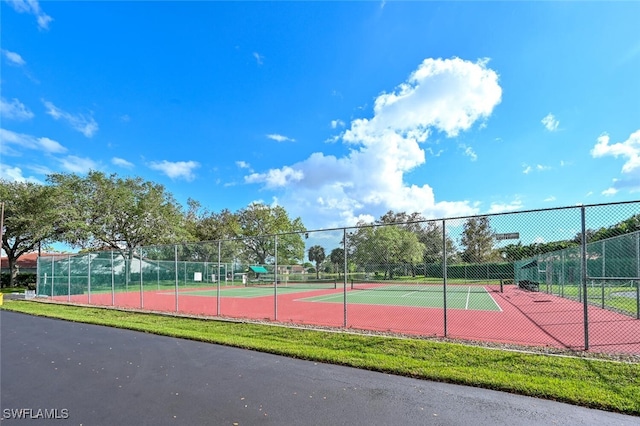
[1,299,639,416]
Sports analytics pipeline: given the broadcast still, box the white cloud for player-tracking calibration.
[43,100,99,137]
[148,160,200,181]
[245,57,502,227]
[5,0,53,30]
[253,52,264,65]
[0,165,41,183]
[602,187,618,196]
[0,97,34,120]
[331,119,345,129]
[460,144,477,161]
[0,128,67,155]
[245,166,304,189]
[487,199,523,214]
[591,130,640,173]
[236,161,251,169]
[267,134,295,142]
[59,156,99,174]
[522,163,550,173]
[541,113,559,132]
[544,196,556,202]
[112,157,134,168]
[1,49,26,66]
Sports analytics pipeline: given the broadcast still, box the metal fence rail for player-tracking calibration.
[37,201,640,356]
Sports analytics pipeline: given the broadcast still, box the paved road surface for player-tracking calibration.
[0,311,636,425]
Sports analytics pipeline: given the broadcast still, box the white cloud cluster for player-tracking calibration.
[267,134,295,143]
[6,0,53,30]
[245,57,502,227]
[1,49,26,66]
[0,97,34,120]
[43,100,99,138]
[0,128,66,155]
[149,160,200,181]
[0,164,41,183]
[112,157,134,169]
[591,129,640,193]
[541,113,559,132]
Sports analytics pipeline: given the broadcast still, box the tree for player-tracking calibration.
[308,245,325,279]
[349,222,424,279]
[460,217,497,263]
[49,171,188,252]
[0,180,59,287]
[232,203,306,265]
[184,198,239,262]
[377,211,456,266]
[329,248,344,277]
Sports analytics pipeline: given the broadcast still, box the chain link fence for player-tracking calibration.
[37,201,640,356]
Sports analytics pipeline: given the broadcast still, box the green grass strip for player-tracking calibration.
[2,300,639,416]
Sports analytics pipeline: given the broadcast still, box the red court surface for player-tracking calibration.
[55,285,640,355]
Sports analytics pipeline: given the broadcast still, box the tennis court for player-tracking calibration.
[300,282,502,311]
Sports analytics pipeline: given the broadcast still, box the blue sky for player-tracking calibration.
[1,1,639,234]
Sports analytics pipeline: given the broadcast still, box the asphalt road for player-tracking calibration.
[0,311,636,425]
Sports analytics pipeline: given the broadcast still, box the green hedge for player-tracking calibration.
[1,273,37,289]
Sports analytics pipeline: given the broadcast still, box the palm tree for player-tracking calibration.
[308,245,326,280]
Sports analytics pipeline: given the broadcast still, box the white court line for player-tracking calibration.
[465,287,471,310]
[486,289,503,312]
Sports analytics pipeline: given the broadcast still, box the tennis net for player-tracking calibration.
[349,280,501,293]
[246,279,338,289]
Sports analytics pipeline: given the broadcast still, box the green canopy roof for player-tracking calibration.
[249,265,268,274]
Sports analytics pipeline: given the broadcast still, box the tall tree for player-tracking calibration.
[233,203,305,265]
[377,211,456,265]
[48,171,189,253]
[0,180,59,287]
[184,198,239,262]
[308,245,325,279]
[329,247,344,277]
[349,222,424,279]
[460,216,497,263]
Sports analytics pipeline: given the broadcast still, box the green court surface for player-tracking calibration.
[175,286,330,298]
[300,286,502,311]
[172,284,502,311]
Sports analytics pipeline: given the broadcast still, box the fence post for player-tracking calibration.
[174,245,179,312]
[111,251,115,306]
[274,235,278,321]
[443,219,448,337]
[139,249,144,309]
[67,254,71,302]
[217,240,221,316]
[87,253,91,304]
[581,206,589,351]
[343,228,348,328]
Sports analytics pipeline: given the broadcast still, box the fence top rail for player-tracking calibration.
[587,276,640,281]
